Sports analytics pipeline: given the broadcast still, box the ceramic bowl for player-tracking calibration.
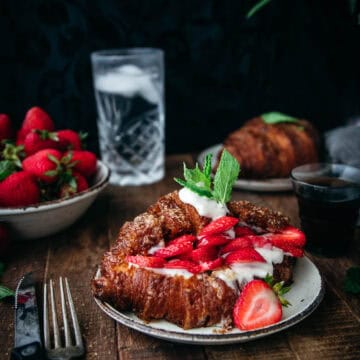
[0,160,110,240]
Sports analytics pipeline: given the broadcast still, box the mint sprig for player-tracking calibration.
[174,149,240,204]
[261,112,300,125]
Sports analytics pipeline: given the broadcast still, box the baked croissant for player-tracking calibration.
[221,117,319,179]
[92,191,295,329]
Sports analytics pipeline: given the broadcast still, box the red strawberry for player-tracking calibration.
[235,226,255,237]
[167,234,197,246]
[154,236,194,258]
[197,234,231,248]
[20,107,54,139]
[199,257,223,272]
[0,223,11,258]
[22,149,62,184]
[0,171,40,206]
[249,235,272,249]
[64,150,97,177]
[56,130,82,151]
[273,244,304,258]
[233,279,282,330]
[23,130,58,155]
[164,259,200,274]
[199,216,239,237]
[220,237,253,254]
[58,172,89,198]
[264,226,306,248]
[0,114,13,141]
[225,248,266,265]
[183,246,218,263]
[126,255,165,268]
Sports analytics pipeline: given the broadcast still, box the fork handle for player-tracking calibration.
[10,341,44,360]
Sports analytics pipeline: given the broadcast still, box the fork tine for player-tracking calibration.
[43,283,50,349]
[65,278,84,348]
[59,277,72,347]
[49,279,61,349]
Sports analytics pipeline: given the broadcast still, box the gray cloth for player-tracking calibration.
[325,125,360,168]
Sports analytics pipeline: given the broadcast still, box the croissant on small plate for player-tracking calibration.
[220,116,319,179]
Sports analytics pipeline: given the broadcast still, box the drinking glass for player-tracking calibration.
[91,48,165,185]
[291,163,360,256]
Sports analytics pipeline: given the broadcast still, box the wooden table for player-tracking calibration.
[1,154,360,359]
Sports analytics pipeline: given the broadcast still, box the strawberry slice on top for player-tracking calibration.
[264,226,306,248]
[198,216,239,238]
[220,237,253,254]
[225,248,266,265]
[154,235,195,258]
[197,234,231,248]
[126,255,165,268]
[164,259,200,274]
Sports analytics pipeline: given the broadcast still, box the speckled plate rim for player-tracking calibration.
[0,160,110,215]
[198,144,293,192]
[93,256,325,345]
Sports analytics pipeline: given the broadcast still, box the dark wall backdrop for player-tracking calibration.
[0,0,359,154]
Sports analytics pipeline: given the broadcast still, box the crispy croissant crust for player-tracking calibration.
[92,191,294,329]
[222,117,318,179]
[93,261,237,329]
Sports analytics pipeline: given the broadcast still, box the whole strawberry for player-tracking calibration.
[23,130,59,156]
[64,150,97,177]
[22,149,62,184]
[0,171,40,207]
[58,172,89,198]
[56,130,83,151]
[0,114,13,142]
[18,107,54,144]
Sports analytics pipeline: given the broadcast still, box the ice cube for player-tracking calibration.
[95,64,160,104]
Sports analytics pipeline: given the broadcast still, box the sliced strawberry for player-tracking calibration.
[198,216,239,237]
[273,244,304,258]
[220,237,253,254]
[126,255,165,268]
[199,257,223,272]
[183,246,218,263]
[249,235,272,249]
[233,279,282,330]
[197,234,231,248]
[225,248,266,265]
[167,234,197,246]
[154,237,194,258]
[264,226,306,248]
[235,226,255,237]
[164,259,200,274]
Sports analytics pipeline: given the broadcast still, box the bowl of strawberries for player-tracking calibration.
[0,106,110,240]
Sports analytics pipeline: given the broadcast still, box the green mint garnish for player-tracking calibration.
[261,112,300,125]
[174,149,240,204]
[0,285,14,300]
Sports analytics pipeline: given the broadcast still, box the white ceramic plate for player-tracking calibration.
[94,256,324,345]
[198,144,293,192]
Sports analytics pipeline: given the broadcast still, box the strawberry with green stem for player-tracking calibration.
[233,274,291,330]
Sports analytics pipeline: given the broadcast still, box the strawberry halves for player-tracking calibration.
[199,216,239,238]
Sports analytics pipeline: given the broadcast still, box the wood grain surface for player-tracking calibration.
[1,154,359,360]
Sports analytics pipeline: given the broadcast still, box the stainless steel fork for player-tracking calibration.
[43,277,85,360]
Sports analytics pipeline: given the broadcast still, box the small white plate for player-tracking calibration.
[94,256,324,345]
[198,144,293,192]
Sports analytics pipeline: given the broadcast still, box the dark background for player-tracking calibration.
[0,0,359,154]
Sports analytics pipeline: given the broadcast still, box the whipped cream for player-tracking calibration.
[178,187,228,220]
[149,268,194,279]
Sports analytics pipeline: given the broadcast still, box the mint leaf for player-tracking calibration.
[203,154,213,179]
[212,149,240,204]
[0,285,14,300]
[344,267,360,294]
[0,160,16,181]
[174,177,213,198]
[261,112,300,125]
[183,163,211,190]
